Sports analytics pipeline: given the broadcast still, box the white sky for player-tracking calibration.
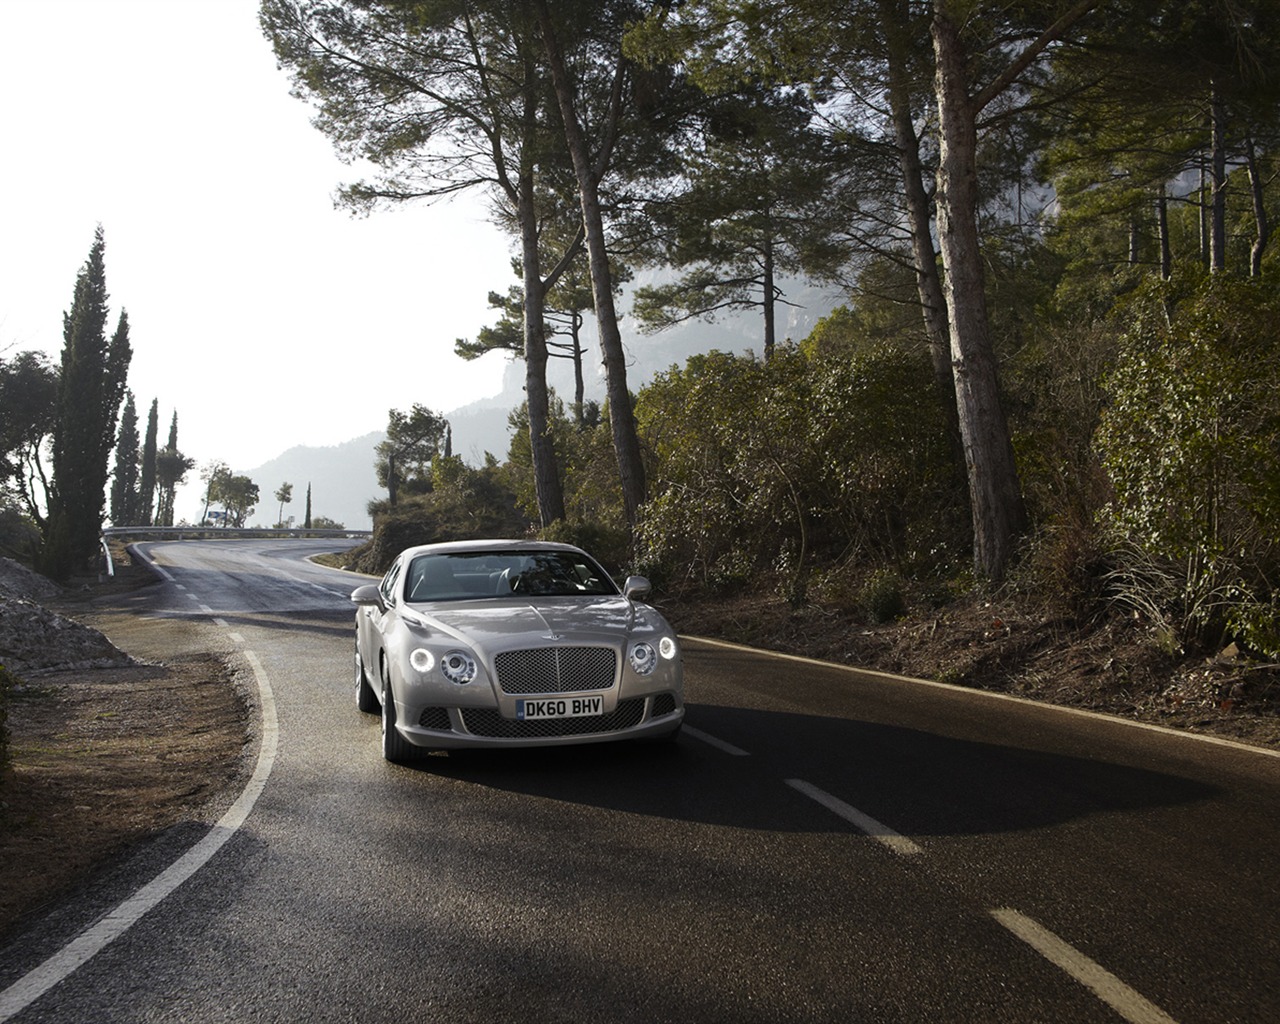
[0,0,514,475]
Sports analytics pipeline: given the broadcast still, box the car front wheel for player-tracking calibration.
[380,663,418,765]
[355,640,378,713]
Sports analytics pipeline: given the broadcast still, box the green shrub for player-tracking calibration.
[859,569,908,624]
[635,343,964,598]
[1096,276,1280,654]
[538,518,631,577]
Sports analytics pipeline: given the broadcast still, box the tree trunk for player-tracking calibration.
[535,0,646,527]
[931,6,1027,582]
[519,168,566,526]
[570,311,586,427]
[1210,83,1227,274]
[880,0,953,404]
[1245,132,1269,278]
[1157,187,1172,280]
[762,230,776,361]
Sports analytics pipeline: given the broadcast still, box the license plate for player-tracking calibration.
[516,695,604,721]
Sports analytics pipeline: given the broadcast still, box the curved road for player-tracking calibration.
[2,538,1278,1022]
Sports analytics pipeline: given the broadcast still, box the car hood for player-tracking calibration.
[415,595,662,652]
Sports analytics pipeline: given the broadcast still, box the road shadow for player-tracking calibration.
[408,704,1221,840]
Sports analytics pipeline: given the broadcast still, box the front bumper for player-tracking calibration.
[393,692,684,749]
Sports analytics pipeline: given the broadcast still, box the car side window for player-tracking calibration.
[380,560,402,608]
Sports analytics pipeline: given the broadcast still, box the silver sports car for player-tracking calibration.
[350,539,684,763]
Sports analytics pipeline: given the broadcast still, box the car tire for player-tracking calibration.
[355,641,378,713]
[380,663,418,765]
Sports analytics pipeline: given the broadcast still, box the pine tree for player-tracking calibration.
[42,227,132,578]
[109,391,141,525]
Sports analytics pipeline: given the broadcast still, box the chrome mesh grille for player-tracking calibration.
[460,698,645,739]
[494,646,617,695]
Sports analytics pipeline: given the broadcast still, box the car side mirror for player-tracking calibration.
[622,575,652,601]
[350,584,386,612]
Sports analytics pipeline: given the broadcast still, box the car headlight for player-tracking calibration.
[659,636,678,660]
[440,650,478,685]
[409,648,435,674]
[629,641,658,675]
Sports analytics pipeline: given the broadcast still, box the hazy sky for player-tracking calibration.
[0,0,514,478]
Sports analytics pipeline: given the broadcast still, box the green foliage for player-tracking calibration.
[42,228,132,579]
[139,398,159,526]
[154,412,194,528]
[538,518,632,577]
[376,404,448,502]
[109,392,141,526]
[206,469,259,529]
[635,342,965,597]
[1097,276,1280,655]
[0,351,58,514]
[859,568,908,624]
[506,395,627,533]
[355,459,529,576]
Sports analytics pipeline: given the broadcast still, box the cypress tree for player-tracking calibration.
[139,398,159,526]
[109,391,141,524]
[154,411,194,527]
[43,228,132,578]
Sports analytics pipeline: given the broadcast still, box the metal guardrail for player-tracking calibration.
[97,526,372,579]
[102,526,372,541]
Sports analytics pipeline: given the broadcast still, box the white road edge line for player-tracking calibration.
[0,650,279,1022]
[990,909,1179,1024]
[785,778,923,857]
[683,725,750,756]
[682,634,1280,761]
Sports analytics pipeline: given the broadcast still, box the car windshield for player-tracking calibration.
[404,550,619,603]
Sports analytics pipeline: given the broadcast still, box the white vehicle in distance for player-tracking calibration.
[350,539,684,764]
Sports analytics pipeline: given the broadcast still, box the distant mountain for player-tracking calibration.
[240,432,383,531]
[236,280,843,529]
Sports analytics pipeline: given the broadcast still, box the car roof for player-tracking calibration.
[397,539,590,560]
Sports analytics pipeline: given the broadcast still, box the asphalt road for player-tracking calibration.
[2,538,1278,1023]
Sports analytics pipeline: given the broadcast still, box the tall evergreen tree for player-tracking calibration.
[42,227,131,578]
[109,391,141,525]
[139,398,159,526]
[154,411,194,527]
[632,86,844,359]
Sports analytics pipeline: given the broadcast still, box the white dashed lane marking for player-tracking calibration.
[785,778,924,857]
[991,909,1178,1024]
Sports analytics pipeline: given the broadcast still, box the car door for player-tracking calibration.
[360,557,403,688]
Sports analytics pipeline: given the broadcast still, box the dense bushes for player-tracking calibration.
[349,460,527,576]
[634,344,966,603]
[1096,277,1280,657]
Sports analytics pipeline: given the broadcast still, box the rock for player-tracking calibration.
[0,597,135,675]
[0,556,62,601]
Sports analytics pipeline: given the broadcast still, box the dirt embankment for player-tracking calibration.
[0,553,250,941]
